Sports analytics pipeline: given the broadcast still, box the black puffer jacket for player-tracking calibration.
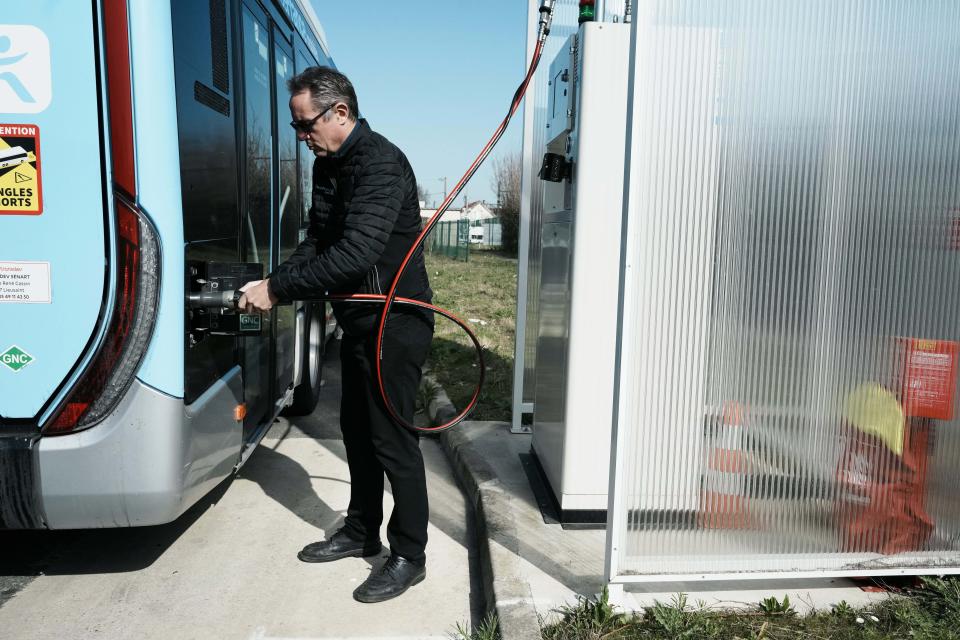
[268,119,431,336]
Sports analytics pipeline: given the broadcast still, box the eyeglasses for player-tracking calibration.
[289,103,336,133]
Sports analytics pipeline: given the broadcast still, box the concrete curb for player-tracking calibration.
[423,377,541,640]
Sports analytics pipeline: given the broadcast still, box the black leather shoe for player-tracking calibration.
[297,529,381,563]
[353,553,426,603]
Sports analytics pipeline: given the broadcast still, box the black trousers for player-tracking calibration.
[338,311,433,564]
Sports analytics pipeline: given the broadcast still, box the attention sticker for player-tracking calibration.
[0,124,42,215]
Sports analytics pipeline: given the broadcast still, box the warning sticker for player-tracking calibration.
[900,338,959,421]
[0,261,51,303]
[0,124,42,215]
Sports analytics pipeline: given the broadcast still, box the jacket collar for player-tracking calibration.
[329,118,370,161]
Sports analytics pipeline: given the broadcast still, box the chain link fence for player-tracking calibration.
[469,217,503,249]
[429,219,470,261]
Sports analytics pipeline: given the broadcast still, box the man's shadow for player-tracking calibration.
[238,434,387,571]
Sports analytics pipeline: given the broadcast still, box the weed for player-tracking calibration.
[543,586,628,639]
[539,576,960,639]
[831,600,854,617]
[416,376,443,415]
[454,613,500,640]
[757,594,795,616]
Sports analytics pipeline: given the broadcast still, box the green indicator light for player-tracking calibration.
[578,1,596,24]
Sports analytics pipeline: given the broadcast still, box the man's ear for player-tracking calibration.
[336,103,351,124]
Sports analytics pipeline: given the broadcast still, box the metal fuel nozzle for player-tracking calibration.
[186,290,240,309]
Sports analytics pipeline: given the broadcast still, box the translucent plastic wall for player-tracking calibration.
[608,0,960,580]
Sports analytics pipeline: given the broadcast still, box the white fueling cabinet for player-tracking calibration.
[531,22,630,521]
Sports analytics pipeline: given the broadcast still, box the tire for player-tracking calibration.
[282,302,324,416]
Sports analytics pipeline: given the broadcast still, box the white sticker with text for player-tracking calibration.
[0,260,51,303]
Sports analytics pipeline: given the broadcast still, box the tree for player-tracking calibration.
[491,152,522,255]
[417,182,431,207]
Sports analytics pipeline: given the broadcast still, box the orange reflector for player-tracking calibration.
[234,404,247,422]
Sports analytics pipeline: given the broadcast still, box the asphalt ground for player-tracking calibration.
[0,336,482,639]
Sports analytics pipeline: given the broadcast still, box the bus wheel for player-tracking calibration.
[283,303,324,416]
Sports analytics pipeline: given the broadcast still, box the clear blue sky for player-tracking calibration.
[310,1,529,208]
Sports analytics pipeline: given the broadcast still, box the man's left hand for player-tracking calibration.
[238,279,278,313]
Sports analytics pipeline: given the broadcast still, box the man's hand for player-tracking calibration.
[238,279,278,314]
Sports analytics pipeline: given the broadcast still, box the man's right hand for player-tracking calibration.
[237,279,278,314]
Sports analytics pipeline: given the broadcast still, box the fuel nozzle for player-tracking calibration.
[186,290,240,309]
[537,0,557,42]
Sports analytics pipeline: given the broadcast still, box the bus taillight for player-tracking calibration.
[44,197,159,434]
[103,0,136,198]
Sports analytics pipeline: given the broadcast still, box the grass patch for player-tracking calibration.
[424,251,517,421]
[455,613,500,640]
[541,579,960,639]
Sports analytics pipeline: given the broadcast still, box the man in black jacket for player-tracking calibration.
[238,66,433,604]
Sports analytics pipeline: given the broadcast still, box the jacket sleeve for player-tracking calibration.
[266,232,317,281]
[268,154,403,301]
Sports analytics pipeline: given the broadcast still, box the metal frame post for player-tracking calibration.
[510,0,541,434]
[604,5,640,586]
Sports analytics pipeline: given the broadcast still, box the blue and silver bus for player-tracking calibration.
[0,0,337,529]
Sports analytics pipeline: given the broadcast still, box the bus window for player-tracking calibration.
[274,31,297,396]
[240,6,274,436]
[172,0,240,404]
[295,39,318,226]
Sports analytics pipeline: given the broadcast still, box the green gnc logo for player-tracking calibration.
[1,346,35,372]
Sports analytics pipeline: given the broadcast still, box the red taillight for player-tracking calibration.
[103,0,136,198]
[46,199,144,433]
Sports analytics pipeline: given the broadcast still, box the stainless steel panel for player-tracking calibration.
[533,220,573,496]
[521,1,586,406]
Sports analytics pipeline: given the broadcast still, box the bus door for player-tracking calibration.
[272,27,297,399]
[239,3,275,439]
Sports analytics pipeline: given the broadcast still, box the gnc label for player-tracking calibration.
[0,345,34,372]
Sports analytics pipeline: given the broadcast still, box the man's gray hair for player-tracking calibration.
[287,66,359,121]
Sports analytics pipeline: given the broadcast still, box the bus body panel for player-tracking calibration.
[37,370,242,528]
[0,2,109,419]
[126,0,186,399]
[2,0,332,529]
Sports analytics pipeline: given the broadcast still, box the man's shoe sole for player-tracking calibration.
[352,572,426,603]
[297,544,382,563]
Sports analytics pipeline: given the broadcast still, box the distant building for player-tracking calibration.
[420,207,463,225]
[420,200,495,225]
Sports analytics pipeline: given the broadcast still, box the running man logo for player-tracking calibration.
[0,26,52,113]
[0,345,35,373]
[0,124,42,215]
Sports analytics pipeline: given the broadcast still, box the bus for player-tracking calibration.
[0,0,337,529]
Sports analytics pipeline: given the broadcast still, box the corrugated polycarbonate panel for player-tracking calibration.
[601,1,629,23]
[610,1,960,579]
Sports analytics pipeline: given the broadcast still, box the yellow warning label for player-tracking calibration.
[0,124,43,216]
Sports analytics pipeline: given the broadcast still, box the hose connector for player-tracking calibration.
[187,290,240,309]
[537,0,557,43]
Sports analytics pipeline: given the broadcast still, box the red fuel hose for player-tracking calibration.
[321,35,549,433]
